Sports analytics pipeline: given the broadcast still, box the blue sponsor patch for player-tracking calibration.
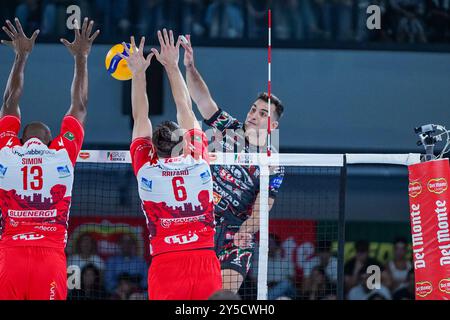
[200,170,211,184]
[57,165,71,178]
[141,177,152,192]
[270,176,283,189]
[0,164,7,178]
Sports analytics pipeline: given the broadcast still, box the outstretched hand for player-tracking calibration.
[180,34,194,68]
[118,36,154,75]
[151,29,182,68]
[1,18,39,56]
[60,17,100,58]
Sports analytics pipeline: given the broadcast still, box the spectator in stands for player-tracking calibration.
[246,0,269,39]
[344,240,383,292]
[390,0,427,42]
[137,0,179,36]
[383,237,412,292]
[109,273,144,300]
[272,0,303,40]
[301,266,337,300]
[104,234,148,294]
[205,0,244,39]
[303,239,338,285]
[347,268,392,300]
[314,0,334,40]
[179,0,206,37]
[68,233,105,272]
[68,264,108,300]
[334,0,354,41]
[393,269,415,300]
[15,0,44,34]
[426,0,450,42]
[91,0,131,38]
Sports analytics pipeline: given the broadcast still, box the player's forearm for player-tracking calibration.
[185,64,218,120]
[131,72,150,121]
[71,55,88,114]
[1,53,28,117]
[165,64,197,129]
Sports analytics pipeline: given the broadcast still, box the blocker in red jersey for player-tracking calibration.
[0,17,99,300]
[121,30,221,300]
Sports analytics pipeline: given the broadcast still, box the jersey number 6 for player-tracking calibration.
[172,177,187,201]
[21,166,43,191]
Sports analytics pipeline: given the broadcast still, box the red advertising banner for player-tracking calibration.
[408,159,450,300]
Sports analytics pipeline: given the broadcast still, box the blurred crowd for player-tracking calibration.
[1,0,449,45]
[65,231,413,300]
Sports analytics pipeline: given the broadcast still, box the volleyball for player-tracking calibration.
[105,43,135,81]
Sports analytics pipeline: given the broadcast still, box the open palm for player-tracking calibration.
[119,36,154,75]
[1,18,39,55]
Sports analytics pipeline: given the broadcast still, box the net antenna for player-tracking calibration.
[415,124,450,161]
[267,9,272,157]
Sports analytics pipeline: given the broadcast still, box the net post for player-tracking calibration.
[337,154,347,300]
[257,154,270,300]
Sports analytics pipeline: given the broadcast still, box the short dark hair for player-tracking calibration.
[152,121,182,158]
[257,92,284,120]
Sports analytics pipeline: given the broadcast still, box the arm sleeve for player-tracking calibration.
[204,108,242,133]
[130,137,158,176]
[50,116,85,166]
[0,115,21,149]
[269,166,285,199]
[183,129,210,164]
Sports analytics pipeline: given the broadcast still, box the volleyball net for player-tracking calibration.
[66,151,420,300]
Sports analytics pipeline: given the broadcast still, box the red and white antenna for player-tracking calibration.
[267,9,272,157]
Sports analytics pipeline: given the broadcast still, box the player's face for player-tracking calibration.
[245,99,279,133]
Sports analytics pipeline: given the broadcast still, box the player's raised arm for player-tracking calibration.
[179,34,219,121]
[60,18,100,126]
[0,18,39,118]
[118,36,154,140]
[152,29,199,131]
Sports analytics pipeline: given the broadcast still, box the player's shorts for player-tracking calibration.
[214,223,255,278]
[148,249,222,300]
[0,247,67,300]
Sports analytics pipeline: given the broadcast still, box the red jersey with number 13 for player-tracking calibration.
[131,129,215,256]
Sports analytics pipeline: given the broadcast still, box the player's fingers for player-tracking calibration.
[2,26,15,40]
[175,36,181,51]
[169,30,175,47]
[139,36,145,53]
[74,20,81,38]
[122,42,131,55]
[88,29,100,42]
[117,53,128,61]
[60,38,71,47]
[157,30,164,47]
[186,34,191,45]
[30,29,40,42]
[81,17,88,37]
[1,39,12,47]
[130,36,137,52]
[145,52,154,65]
[86,20,94,38]
[14,18,24,35]
[163,28,170,46]
[150,48,161,61]
[5,20,17,35]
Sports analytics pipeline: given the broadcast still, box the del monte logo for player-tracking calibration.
[428,178,448,194]
[416,281,433,298]
[409,181,422,198]
[439,279,450,294]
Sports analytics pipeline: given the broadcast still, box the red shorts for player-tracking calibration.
[148,249,222,300]
[0,247,67,300]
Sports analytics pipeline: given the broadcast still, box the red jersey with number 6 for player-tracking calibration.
[131,129,215,256]
[0,115,84,249]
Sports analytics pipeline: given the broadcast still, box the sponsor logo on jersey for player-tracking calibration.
[160,214,206,228]
[212,192,222,205]
[25,140,43,148]
[9,219,19,227]
[0,164,7,178]
[409,181,422,198]
[162,169,189,177]
[164,232,199,245]
[49,281,57,300]
[428,178,448,194]
[107,151,127,162]
[270,176,283,189]
[63,131,75,141]
[79,152,90,160]
[34,225,57,232]
[57,165,71,178]
[200,170,211,184]
[141,177,152,192]
[8,209,57,218]
[439,278,450,294]
[12,232,45,241]
[164,157,182,164]
[219,168,235,183]
[416,281,433,298]
[13,149,55,157]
